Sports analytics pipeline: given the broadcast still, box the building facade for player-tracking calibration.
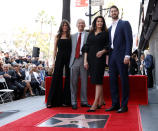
[138,0,158,88]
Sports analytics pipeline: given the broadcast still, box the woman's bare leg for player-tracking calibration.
[90,84,103,110]
[26,81,34,95]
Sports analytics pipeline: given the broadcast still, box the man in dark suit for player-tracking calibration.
[0,64,18,99]
[144,54,154,88]
[106,5,133,113]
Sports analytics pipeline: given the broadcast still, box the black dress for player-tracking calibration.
[82,31,109,84]
[47,38,72,107]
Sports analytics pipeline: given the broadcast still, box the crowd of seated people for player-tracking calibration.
[0,51,54,102]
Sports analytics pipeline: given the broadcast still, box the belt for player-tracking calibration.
[75,55,83,59]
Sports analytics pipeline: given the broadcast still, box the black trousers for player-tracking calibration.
[147,68,153,88]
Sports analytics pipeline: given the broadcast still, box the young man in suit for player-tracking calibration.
[106,5,133,113]
[69,19,90,109]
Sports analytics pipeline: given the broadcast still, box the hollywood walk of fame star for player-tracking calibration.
[38,114,109,128]
[52,114,106,128]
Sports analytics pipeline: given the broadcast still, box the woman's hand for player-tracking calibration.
[140,64,143,70]
[52,61,55,69]
[17,71,21,76]
[96,50,104,58]
[84,61,89,70]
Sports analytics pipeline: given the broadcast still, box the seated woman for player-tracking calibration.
[26,64,41,95]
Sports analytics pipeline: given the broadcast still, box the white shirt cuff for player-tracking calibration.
[125,55,130,58]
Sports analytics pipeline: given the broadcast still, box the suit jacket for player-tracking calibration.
[144,54,154,69]
[109,20,133,60]
[69,31,89,67]
[0,70,17,87]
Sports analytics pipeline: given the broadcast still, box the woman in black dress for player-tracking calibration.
[47,19,72,108]
[82,16,109,112]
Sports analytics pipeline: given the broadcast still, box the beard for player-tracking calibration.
[112,15,119,20]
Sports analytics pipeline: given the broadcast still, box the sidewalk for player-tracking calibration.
[140,88,158,131]
[0,96,45,126]
[0,89,158,131]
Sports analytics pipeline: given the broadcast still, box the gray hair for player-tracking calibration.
[76,19,86,27]
[3,64,9,68]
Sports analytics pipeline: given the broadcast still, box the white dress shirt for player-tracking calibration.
[25,71,40,84]
[77,31,85,55]
[111,19,119,49]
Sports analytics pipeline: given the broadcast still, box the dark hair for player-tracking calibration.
[4,52,9,55]
[110,5,119,12]
[57,19,71,39]
[91,16,107,33]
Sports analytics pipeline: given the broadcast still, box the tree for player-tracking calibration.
[13,28,51,59]
[12,10,56,59]
[62,0,71,22]
[34,11,56,59]
[13,27,32,54]
[48,16,56,41]
[47,16,56,58]
[35,10,48,33]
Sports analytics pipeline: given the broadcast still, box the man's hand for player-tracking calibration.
[0,75,3,78]
[4,74,11,78]
[124,57,130,64]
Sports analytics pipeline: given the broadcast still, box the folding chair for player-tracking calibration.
[0,77,14,104]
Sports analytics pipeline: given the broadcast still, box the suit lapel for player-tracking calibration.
[74,33,78,48]
[83,31,87,45]
[108,26,112,47]
[113,20,121,43]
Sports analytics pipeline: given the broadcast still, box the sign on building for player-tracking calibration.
[91,0,104,6]
[76,0,88,7]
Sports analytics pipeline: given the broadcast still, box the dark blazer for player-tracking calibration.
[144,54,154,69]
[0,70,17,87]
[109,20,133,59]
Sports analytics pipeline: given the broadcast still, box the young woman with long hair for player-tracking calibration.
[47,19,72,108]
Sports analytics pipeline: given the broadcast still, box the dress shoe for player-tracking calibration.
[105,106,120,112]
[46,104,53,108]
[117,106,128,113]
[62,104,71,107]
[87,109,96,112]
[30,94,35,97]
[81,104,91,107]
[72,104,78,110]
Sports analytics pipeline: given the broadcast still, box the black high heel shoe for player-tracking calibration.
[87,106,97,112]
[97,102,106,109]
[46,104,53,108]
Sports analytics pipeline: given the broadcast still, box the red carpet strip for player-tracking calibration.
[0,104,143,131]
